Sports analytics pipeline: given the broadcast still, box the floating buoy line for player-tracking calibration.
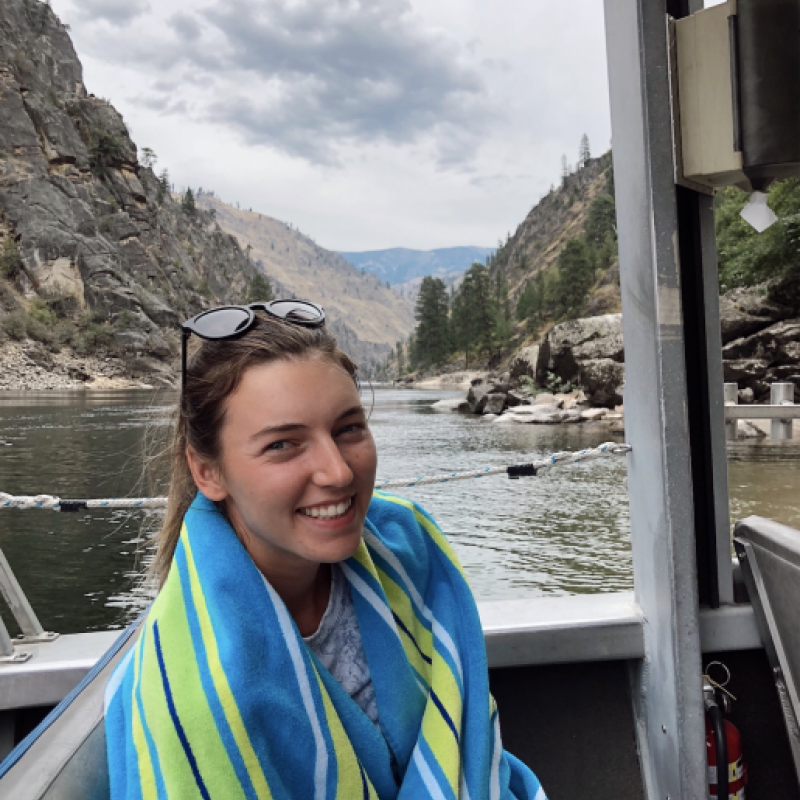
[0,442,631,512]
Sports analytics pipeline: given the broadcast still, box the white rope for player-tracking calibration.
[375,442,631,489]
[0,442,631,511]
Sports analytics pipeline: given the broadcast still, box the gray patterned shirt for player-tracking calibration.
[304,564,380,727]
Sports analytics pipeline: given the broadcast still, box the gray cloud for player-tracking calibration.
[169,12,202,41]
[121,0,490,167]
[74,0,150,26]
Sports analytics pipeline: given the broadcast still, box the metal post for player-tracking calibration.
[695,193,734,607]
[0,548,51,641]
[603,0,708,797]
[771,383,794,440]
[0,615,14,659]
[724,383,739,441]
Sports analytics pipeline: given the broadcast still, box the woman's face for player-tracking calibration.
[190,357,378,576]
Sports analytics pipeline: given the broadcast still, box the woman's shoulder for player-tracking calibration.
[366,492,440,539]
[365,492,463,579]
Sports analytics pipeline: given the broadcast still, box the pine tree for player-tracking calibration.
[516,280,536,321]
[561,155,570,184]
[407,334,418,371]
[413,276,451,368]
[494,266,511,323]
[578,134,591,168]
[554,238,594,317]
[182,187,196,215]
[451,262,495,365]
[396,341,405,376]
[246,274,273,304]
[156,169,169,204]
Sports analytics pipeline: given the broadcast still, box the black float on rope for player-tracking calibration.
[507,464,538,480]
[58,500,89,513]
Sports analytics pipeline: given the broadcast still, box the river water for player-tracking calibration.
[0,388,798,635]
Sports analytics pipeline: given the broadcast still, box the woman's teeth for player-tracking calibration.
[300,498,352,519]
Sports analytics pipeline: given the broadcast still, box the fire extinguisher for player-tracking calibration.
[704,663,747,800]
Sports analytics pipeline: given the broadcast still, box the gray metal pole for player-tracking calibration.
[771,383,794,440]
[0,548,45,639]
[698,196,734,606]
[603,0,708,797]
[724,383,739,441]
[0,614,14,659]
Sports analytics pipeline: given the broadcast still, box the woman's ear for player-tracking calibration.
[186,447,228,501]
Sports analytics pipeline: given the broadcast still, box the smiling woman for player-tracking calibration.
[104,302,546,799]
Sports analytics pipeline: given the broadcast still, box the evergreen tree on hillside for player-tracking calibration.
[579,134,591,168]
[494,266,511,322]
[407,334,418,371]
[561,155,570,185]
[156,169,170,204]
[413,276,451,368]
[246,273,273,303]
[182,187,196,215]
[516,271,546,325]
[452,263,495,366]
[554,238,594,317]
[396,341,406,375]
[585,193,616,248]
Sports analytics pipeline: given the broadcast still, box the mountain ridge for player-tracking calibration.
[339,246,494,286]
[195,193,417,371]
[0,0,413,382]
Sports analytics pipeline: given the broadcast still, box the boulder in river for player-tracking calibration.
[580,358,625,408]
[509,345,540,380]
[536,314,624,408]
[721,318,800,400]
[483,393,508,415]
[718,285,795,344]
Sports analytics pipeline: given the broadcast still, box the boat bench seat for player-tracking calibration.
[734,515,800,778]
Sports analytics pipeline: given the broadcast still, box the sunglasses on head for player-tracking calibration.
[180,299,326,390]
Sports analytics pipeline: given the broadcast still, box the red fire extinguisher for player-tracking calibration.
[704,664,747,799]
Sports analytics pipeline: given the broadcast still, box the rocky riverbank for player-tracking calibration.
[432,373,625,431]
[0,341,175,390]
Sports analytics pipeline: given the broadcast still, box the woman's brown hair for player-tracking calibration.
[149,313,357,587]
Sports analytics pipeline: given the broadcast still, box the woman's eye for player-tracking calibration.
[337,423,363,436]
[265,440,290,452]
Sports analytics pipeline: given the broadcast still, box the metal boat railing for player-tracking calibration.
[725,382,799,441]
[0,551,58,663]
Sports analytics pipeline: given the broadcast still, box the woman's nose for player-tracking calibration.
[313,438,354,487]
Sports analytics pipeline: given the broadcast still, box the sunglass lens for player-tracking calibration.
[192,307,252,339]
[269,300,324,325]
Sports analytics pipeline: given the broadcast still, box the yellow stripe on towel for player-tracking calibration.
[312,667,379,799]
[131,634,158,800]
[183,528,274,800]
[146,562,244,799]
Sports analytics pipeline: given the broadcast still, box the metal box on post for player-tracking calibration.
[675,0,800,191]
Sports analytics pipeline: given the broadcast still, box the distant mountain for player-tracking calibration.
[338,247,495,286]
[196,195,416,371]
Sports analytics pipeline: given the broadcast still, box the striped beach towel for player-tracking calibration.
[105,491,545,799]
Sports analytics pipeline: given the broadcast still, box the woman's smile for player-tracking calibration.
[297,495,354,520]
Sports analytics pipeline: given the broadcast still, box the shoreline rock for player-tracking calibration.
[0,340,176,391]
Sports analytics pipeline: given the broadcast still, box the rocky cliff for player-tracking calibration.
[491,151,620,317]
[0,0,405,386]
[196,194,416,371]
[0,0,268,385]
[530,284,799,408]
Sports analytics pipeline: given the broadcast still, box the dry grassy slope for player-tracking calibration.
[495,151,621,318]
[196,194,416,352]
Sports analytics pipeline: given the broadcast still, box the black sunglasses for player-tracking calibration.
[180,299,326,390]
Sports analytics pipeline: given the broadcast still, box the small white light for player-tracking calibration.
[740,191,778,233]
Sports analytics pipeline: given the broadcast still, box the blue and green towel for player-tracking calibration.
[105,491,546,799]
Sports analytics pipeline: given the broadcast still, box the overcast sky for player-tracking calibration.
[49,0,612,252]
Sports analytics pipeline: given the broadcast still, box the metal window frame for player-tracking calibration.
[603,0,735,795]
